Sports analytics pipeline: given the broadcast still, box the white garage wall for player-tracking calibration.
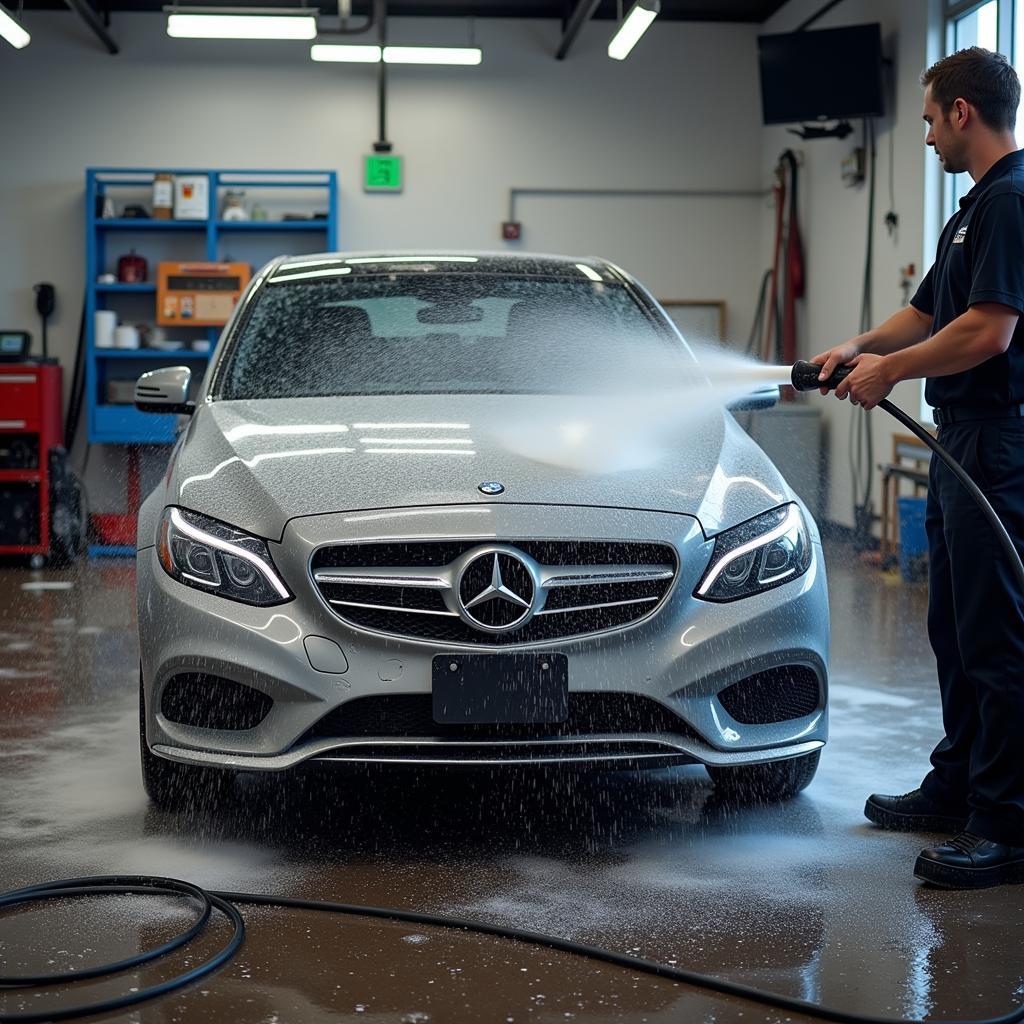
[761,0,941,530]
[1,3,950,531]
[0,13,771,509]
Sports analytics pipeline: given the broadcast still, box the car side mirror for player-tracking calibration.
[135,366,195,415]
[728,384,780,412]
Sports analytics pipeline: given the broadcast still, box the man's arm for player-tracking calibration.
[835,302,1018,408]
[883,303,1016,381]
[812,305,934,386]
[838,192,1024,409]
[856,305,935,355]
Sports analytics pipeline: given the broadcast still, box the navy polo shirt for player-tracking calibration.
[911,149,1024,408]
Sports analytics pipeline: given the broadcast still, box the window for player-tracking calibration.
[219,275,684,400]
[922,0,1016,418]
[942,1,1008,216]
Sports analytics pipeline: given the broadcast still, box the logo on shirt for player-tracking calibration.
[953,226,968,244]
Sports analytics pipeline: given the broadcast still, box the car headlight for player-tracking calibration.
[158,507,291,606]
[695,503,811,602]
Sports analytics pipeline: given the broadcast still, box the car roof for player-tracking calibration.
[271,250,622,280]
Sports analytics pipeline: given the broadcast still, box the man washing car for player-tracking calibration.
[813,47,1024,889]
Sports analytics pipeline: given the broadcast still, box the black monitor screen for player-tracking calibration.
[758,23,884,125]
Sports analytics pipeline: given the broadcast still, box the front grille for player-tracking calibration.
[716,666,821,725]
[306,692,697,742]
[160,674,273,731]
[311,540,677,646]
[314,540,669,568]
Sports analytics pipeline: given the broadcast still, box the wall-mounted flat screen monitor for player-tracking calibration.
[758,23,884,125]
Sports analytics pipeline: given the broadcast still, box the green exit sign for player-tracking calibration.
[364,155,403,193]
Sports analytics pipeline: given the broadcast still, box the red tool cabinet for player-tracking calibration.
[0,362,62,561]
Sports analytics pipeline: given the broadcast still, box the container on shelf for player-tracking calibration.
[174,175,209,220]
[94,310,117,348]
[117,250,147,283]
[153,173,174,220]
[105,379,137,404]
[221,190,249,221]
[113,325,140,350]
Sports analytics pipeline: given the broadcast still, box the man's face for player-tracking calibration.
[923,85,969,174]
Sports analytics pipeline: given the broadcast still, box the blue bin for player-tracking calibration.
[897,496,929,582]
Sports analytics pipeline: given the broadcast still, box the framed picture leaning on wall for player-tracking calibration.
[658,300,726,344]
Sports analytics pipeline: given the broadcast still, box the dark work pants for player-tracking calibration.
[920,418,1024,845]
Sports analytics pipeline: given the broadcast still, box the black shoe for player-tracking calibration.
[914,831,1024,889]
[864,788,969,832]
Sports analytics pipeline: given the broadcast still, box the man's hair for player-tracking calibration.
[921,47,1021,132]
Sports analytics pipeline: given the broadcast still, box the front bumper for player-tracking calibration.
[137,504,829,771]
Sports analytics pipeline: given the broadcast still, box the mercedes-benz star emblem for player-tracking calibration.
[457,550,536,632]
[478,481,505,495]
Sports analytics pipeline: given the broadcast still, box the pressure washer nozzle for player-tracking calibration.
[790,359,854,393]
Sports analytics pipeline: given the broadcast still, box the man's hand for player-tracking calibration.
[810,341,860,396]
[833,354,897,410]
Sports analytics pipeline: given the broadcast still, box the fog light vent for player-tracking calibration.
[717,666,821,725]
[160,674,273,731]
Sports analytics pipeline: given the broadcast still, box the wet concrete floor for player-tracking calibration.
[1,545,1022,1023]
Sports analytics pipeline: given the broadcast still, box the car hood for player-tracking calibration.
[168,394,793,541]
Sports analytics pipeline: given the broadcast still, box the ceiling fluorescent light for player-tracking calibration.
[607,0,659,60]
[311,42,381,62]
[0,4,30,48]
[167,8,317,40]
[383,46,481,66]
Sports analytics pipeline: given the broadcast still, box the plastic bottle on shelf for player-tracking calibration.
[153,173,174,220]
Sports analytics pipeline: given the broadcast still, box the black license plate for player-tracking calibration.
[432,653,569,725]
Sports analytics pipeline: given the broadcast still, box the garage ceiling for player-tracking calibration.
[21,0,789,21]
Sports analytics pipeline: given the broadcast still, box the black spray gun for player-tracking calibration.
[790,359,853,395]
[788,359,1024,591]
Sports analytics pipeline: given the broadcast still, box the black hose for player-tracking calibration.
[745,268,773,357]
[877,398,1024,594]
[0,876,244,1024]
[790,359,1024,593]
[1,874,1022,1024]
[64,301,86,453]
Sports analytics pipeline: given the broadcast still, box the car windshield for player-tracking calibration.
[217,273,688,399]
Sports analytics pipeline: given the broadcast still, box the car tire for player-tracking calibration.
[139,672,233,811]
[707,749,820,803]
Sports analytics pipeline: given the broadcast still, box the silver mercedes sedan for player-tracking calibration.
[134,252,829,810]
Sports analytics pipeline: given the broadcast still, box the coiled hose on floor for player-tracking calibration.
[1,873,1023,1024]
[4,379,1024,1024]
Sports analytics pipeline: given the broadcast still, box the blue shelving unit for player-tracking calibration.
[85,167,339,555]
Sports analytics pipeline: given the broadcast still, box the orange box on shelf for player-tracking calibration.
[156,261,251,328]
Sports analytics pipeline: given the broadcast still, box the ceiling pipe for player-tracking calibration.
[63,0,118,53]
[318,0,375,36]
[374,0,390,151]
[555,0,599,60]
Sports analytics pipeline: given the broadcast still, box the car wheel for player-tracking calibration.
[139,672,233,811]
[707,749,820,803]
